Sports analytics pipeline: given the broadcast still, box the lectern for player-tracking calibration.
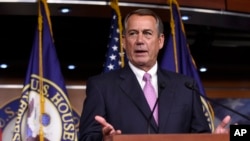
[111,133,229,141]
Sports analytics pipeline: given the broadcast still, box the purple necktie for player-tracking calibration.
[143,73,158,124]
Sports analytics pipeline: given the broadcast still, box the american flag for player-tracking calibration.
[103,2,125,72]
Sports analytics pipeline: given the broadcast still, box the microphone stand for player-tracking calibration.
[185,82,250,121]
[147,97,159,134]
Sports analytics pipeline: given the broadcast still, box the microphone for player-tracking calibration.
[159,82,166,90]
[147,82,164,134]
[185,82,250,121]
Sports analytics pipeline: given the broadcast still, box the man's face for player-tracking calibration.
[122,14,164,71]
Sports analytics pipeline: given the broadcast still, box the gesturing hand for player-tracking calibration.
[95,115,122,141]
[214,115,231,134]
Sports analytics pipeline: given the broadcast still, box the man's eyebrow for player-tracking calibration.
[127,29,138,33]
[128,29,138,31]
[142,29,153,32]
[143,29,152,31]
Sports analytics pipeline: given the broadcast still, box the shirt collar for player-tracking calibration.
[128,61,158,81]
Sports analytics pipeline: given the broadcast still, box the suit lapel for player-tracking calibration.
[157,69,176,132]
[119,66,159,132]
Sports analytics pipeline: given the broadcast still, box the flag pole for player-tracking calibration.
[38,0,45,140]
[168,0,178,72]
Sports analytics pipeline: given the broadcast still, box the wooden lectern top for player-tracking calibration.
[111,133,229,141]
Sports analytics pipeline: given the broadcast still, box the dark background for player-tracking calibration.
[1,1,250,81]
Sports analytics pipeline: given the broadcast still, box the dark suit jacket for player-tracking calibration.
[79,65,211,141]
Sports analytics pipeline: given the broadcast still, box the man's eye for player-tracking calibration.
[144,32,152,35]
[129,32,136,36]
[143,32,153,38]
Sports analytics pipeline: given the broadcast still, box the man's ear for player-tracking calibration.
[159,34,165,49]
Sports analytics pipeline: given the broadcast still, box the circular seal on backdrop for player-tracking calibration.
[25,91,61,140]
[1,97,80,141]
[12,75,77,141]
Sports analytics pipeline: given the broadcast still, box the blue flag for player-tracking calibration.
[103,1,125,72]
[12,0,77,140]
[160,0,214,131]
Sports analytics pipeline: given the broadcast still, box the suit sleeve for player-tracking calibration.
[79,77,104,141]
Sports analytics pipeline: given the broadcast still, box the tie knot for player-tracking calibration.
[143,73,151,81]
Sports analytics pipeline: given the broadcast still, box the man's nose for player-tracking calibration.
[136,33,144,43]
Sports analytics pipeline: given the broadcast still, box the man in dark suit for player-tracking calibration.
[79,8,230,141]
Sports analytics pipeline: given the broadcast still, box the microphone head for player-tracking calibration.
[185,82,193,89]
[160,82,165,89]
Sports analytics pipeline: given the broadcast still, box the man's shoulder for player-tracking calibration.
[159,68,194,80]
